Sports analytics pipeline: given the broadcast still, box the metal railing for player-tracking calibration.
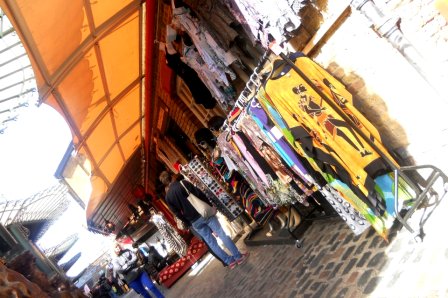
[0,182,70,227]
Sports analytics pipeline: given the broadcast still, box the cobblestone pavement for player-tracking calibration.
[126,191,448,298]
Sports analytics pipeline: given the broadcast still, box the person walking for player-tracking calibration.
[112,243,164,298]
[159,171,249,269]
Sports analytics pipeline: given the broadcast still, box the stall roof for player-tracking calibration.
[0,0,155,220]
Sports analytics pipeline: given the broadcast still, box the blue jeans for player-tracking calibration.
[128,271,164,298]
[192,215,242,265]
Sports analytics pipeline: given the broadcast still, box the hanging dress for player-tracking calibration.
[261,53,400,216]
[165,50,217,109]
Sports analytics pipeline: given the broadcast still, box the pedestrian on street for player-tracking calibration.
[112,243,164,298]
[159,170,249,269]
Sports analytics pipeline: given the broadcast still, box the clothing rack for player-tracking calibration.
[220,49,326,247]
[221,50,272,133]
[278,52,448,240]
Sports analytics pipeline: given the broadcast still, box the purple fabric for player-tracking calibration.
[249,101,311,182]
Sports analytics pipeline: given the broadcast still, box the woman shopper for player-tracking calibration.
[159,170,249,269]
[112,243,164,298]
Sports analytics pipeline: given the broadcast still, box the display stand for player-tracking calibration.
[183,157,243,221]
[278,52,448,240]
[220,49,329,248]
[220,45,448,245]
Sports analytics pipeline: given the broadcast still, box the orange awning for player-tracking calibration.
[1,0,151,219]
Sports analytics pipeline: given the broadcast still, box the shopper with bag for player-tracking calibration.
[159,171,249,269]
[112,243,164,298]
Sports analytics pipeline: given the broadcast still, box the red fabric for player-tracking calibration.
[158,237,208,288]
[173,161,182,173]
[117,236,134,245]
[161,62,173,93]
[132,185,146,199]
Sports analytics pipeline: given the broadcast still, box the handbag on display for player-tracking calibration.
[180,181,217,219]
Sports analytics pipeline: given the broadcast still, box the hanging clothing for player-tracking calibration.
[150,213,187,257]
[217,128,303,206]
[217,132,272,205]
[248,95,382,235]
[211,157,272,224]
[165,50,217,109]
[260,53,401,216]
[180,39,236,109]
[220,0,304,48]
[238,52,419,238]
[249,97,320,186]
[172,6,237,83]
[233,131,276,185]
[239,114,314,200]
[182,0,239,51]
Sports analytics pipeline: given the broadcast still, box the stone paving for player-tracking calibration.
[125,190,448,298]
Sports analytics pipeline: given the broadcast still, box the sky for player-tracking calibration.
[0,10,112,279]
[0,103,113,277]
[0,103,72,200]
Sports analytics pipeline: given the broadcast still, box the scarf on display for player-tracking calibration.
[211,157,273,224]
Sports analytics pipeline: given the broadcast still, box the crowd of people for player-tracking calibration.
[87,168,250,298]
[89,241,167,298]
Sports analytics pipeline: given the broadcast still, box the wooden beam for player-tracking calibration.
[302,5,352,57]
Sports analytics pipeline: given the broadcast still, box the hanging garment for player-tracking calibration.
[220,0,304,48]
[165,50,217,109]
[261,53,401,216]
[248,94,389,236]
[249,97,321,187]
[217,0,257,47]
[182,0,239,51]
[172,6,237,82]
[151,213,188,257]
[222,130,303,206]
[232,131,276,185]
[217,132,272,205]
[180,39,236,109]
[211,157,272,224]
[238,115,312,203]
[246,95,387,235]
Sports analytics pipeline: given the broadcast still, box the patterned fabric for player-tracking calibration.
[151,213,187,257]
[173,6,237,83]
[158,238,208,288]
[183,0,239,51]
[181,41,236,109]
[211,157,272,224]
[249,98,314,185]
[251,52,416,238]
[261,53,399,215]
[218,132,271,203]
[287,0,307,14]
[220,0,302,47]
[240,114,313,201]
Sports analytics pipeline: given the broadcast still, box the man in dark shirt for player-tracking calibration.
[159,171,249,269]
